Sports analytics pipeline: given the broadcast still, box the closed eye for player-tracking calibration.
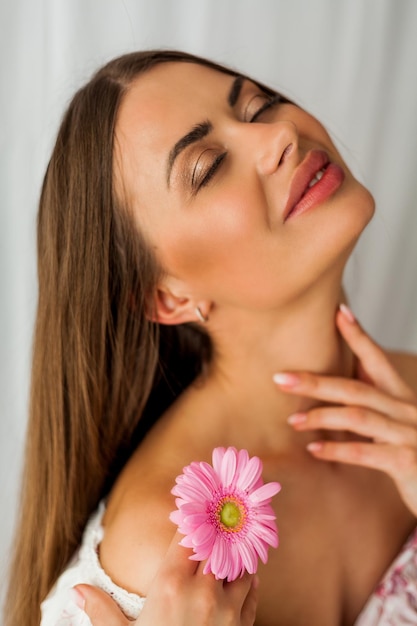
[249,94,283,123]
[191,91,285,194]
[192,151,227,194]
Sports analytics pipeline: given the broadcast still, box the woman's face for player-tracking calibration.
[115,62,374,312]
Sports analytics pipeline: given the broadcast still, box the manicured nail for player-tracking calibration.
[273,373,300,387]
[307,442,323,453]
[287,413,307,425]
[68,587,85,610]
[339,303,355,323]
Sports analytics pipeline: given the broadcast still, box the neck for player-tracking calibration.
[201,279,354,455]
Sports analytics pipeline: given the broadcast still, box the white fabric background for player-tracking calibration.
[1,0,416,608]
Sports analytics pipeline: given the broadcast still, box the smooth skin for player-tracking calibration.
[77,533,259,626]
[77,305,417,625]
[282,306,417,517]
[67,62,416,625]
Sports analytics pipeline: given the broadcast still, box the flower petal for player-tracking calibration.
[237,537,258,574]
[246,530,269,563]
[226,540,243,581]
[211,536,228,579]
[251,520,279,548]
[249,482,281,504]
[202,559,213,575]
[191,521,215,547]
[198,461,222,490]
[178,501,206,515]
[170,446,281,583]
[169,510,183,525]
[179,535,195,548]
[173,480,211,503]
[183,463,218,492]
[236,448,250,473]
[235,456,263,491]
[212,447,226,475]
[184,512,209,528]
[220,447,237,487]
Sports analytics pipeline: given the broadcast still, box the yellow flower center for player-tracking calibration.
[219,500,245,531]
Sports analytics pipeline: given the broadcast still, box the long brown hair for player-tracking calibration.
[4,49,278,626]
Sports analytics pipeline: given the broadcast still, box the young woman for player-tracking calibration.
[5,50,417,626]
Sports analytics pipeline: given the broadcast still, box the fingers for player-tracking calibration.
[336,304,416,400]
[305,439,417,511]
[273,370,414,424]
[224,571,257,610]
[79,533,199,626]
[240,575,259,626]
[157,530,200,580]
[305,439,403,475]
[278,305,417,518]
[288,406,417,446]
[143,531,259,625]
[273,305,417,426]
[75,585,130,626]
[307,438,415,473]
[78,567,259,626]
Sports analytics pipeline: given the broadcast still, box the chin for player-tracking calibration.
[333,184,376,266]
[349,183,376,238]
[358,184,376,224]
[335,175,375,229]
[310,182,376,283]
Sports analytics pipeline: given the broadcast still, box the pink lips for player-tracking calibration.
[283,150,345,222]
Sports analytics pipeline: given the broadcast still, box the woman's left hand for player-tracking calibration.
[273,304,417,517]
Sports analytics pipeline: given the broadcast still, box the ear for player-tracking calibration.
[147,280,210,326]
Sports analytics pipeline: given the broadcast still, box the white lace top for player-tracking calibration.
[41,503,417,625]
[40,503,145,625]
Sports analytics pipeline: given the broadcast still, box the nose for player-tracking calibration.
[252,121,298,177]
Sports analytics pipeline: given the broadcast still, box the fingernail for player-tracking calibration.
[339,303,355,323]
[252,574,260,589]
[287,412,307,425]
[307,442,323,453]
[68,587,85,610]
[273,373,300,387]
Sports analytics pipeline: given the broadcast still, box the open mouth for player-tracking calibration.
[306,165,328,190]
[284,152,344,222]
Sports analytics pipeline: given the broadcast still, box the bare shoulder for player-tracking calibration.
[99,471,177,597]
[97,387,218,597]
[387,349,417,395]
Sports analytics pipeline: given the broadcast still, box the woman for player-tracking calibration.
[5,49,417,626]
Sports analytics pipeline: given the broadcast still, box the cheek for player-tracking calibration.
[141,168,374,310]
[158,189,265,282]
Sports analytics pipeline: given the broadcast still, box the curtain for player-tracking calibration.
[1,0,416,606]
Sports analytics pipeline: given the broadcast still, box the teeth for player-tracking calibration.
[308,167,325,188]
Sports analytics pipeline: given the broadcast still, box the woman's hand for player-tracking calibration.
[274,304,417,517]
[74,531,259,626]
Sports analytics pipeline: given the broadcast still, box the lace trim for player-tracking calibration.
[78,502,146,620]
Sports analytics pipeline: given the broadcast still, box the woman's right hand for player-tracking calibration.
[75,532,259,626]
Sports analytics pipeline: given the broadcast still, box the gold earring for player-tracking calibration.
[195,307,209,323]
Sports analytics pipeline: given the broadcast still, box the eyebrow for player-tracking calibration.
[228,75,244,107]
[166,75,244,186]
[166,121,213,185]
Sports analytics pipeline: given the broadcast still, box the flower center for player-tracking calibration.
[214,496,247,534]
[220,501,242,528]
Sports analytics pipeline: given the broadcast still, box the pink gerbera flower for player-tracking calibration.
[170,447,281,581]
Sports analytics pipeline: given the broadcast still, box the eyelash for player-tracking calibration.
[193,93,282,193]
[248,93,283,123]
[193,152,227,192]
